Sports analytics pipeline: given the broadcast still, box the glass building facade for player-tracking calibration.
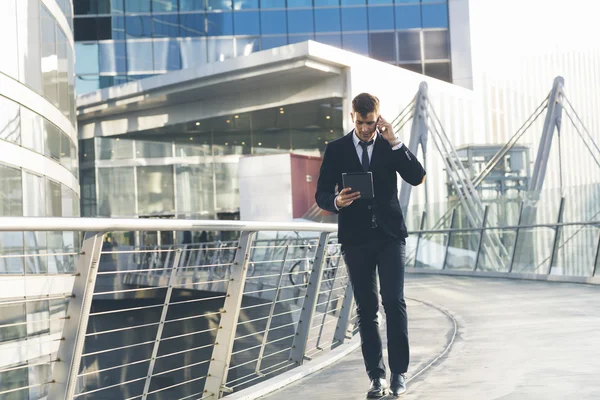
[0,0,78,398]
[74,0,451,94]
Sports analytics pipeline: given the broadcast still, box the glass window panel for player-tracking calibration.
[0,0,19,79]
[125,0,150,12]
[74,0,97,14]
[260,0,285,7]
[341,6,367,31]
[17,0,42,92]
[71,142,79,178]
[315,33,342,47]
[342,32,369,56]
[207,37,235,62]
[397,30,421,61]
[423,29,449,59]
[261,35,287,50]
[0,96,21,145]
[288,34,314,44]
[367,5,394,31]
[424,62,451,82]
[341,0,365,4]
[315,8,341,32]
[57,29,70,119]
[75,43,99,75]
[287,0,312,7]
[208,0,233,10]
[0,164,22,217]
[260,10,286,35]
[112,15,126,39]
[152,14,179,37]
[0,303,26,341]
[288,9,314,34]
[0,231,24,273]
[207,11,234,35]
[396,0,419,2]
[180,37,208,68]
[49,297,69,335]
[74,17,98,41]
[153,39,182,70]
[152,0,178,12]
[60,135,73,172]
[214,162,239,211]
[315,0,339,5]
[44,121,62,161]
[368,0,393,3]
[61,185,78,217]
[97,137,134,160]
[46,180,62,217]
[135,141,173,158]
[395,4,421,29]
[234,11,260,35]
[126,15,152,37]
[422,3,448,28]
[96,16,112,39]
[80,168,97,217]
[76,75,100,95]
[79,138,96,163]
[235,37,260,56]
[41,6,59,107]
[212,130,250,155]
[180,13,207,36]
[179,0,204,11]
[100,0,117,13]
[176,164,215,217]
[23,172,46,217]
[27,301,50,337]
[235,0,259,9]
[369,32,395,62]
[126,40,154,73]
[137,165,175,215]
[97,167,136,216]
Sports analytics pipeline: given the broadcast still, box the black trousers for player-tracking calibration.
[342,227,409,379]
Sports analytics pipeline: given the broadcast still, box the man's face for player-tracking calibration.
[352,111,379,142]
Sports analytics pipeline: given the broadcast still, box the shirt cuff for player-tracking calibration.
[391,140,404,150]
[334,195,340,211]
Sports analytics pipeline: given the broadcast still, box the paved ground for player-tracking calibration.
[259,275,600,399]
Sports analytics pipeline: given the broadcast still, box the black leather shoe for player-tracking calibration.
[390,373,407,396]
[367,377,388,398]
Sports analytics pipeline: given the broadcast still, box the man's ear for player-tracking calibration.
[350,112,354,122]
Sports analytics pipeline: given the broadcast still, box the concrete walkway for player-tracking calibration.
[259,275,600,399]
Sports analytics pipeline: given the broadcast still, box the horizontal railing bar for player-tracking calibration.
[96,267,171,275]
[228,358,293,386]
[170,278,231,288]
[315,295,344,308]
[229,361,294,389]
[94,286,169,296]
[164,310,222,324]
[264,333,296,346]
[0,252,78,259]
[156,342,215,360]
[175,389,208,400]
[244,282,307,296]
[152,358,210,378]
[239,295,304,311]
[169,294,227,306]
[231,343,263,355]
[0,360,57,374]
[83,340,156,357]
[88,303,164,316]
[86,321,160,336]
[237,307,301,327]
[177,262,232,270]
[261,345,295,360]
[312,308,339,320]
[0,217,338,233]
[0,294,72,306]
[74,377,147,397]
[235,319,298,341]
[0,316,65,329]
[102,248,176,255]
[0,381,51,396]
[78,357,151,377]
[161,327,218,342]
[146,374,207,395]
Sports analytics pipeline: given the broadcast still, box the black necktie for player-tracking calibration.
[359,140,374,171]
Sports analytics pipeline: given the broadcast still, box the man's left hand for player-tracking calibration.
[377,116,397,143]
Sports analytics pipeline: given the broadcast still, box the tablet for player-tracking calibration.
[342,172,374,199]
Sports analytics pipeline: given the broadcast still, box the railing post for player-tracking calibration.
[332,277,355,349]
[593,233,600,277]
[314,252,342,350]
[289,232,330,364]
[442,208,457,270]
[203,231,256,398]
[548,197,566,275]
[414,210,427,268]
[474,205,489,271]
[141,248,183,399]
[508,201,525,273]
[48,232,105,400]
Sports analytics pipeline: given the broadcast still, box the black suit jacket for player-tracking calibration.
[315,131,426,245]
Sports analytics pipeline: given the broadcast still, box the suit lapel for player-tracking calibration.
[344,131,363,172]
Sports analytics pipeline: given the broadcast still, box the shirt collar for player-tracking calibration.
[352,129,377,148]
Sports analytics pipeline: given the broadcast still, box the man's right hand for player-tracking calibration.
[336,187,361,209]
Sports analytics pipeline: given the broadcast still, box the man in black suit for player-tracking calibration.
[315,93,426,398]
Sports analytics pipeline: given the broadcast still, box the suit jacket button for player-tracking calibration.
[368,205,372,210]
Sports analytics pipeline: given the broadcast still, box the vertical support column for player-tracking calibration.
[203,231,256,398]
[414,210,427,268]
[141,249,183,399]
[474,206,489,271]
[48,232,105,400]
[442,209,457,270]
[332,276,355,349]
[548,197,566,275]
[289,232,330,364]
[314,253,342,350]
[508,201,525,273]
[593,233,600,277]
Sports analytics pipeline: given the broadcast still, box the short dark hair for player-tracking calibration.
[352,93,380,116]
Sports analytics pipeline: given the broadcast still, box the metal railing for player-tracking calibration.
[1,216,599,399]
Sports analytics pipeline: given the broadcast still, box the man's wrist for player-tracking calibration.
[334,195,341,210]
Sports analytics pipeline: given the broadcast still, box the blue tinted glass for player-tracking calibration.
[127,40,154,72]
[180,13,206,36]
[152,0,178,12]
[287,10,314,34]
[260,10,286,35]
[422,3,448,28]
[315,33,341,47]
[315,0,339,5]
[180,0,204,10]
[75,43,99,74]
[367,6,394,30]
[111,0,125,13]
[112,16,126,39]
[234,11,260,35]
[180,37,208,68]
[125,16,152,37]
[207,37,235,62]
[396,0,419,2]
[125,0,150,12]
[99,41,127,73]
[260,0,285,7]
[207,11,234,35]
[315,8,341,32]
[341,0,365,4]
[261,35,287,50]
[288,34,314,44]
[208,0,233,10]
[235,0,259,8]
[342,32,368,55]
[395,5,420,29]
[368,0,392,3]
[341,6,367,31]
[287,0,312,7]
[153,14,179,37]
[235,37,260,56]
[154,39,181,70]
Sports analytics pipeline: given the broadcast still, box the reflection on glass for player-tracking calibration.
[41,5,58,107]
[0,0,19,79]
[179,13,207,36]
[261,35,288,50]
[153,39,182,70]
[288,34,314,44]
[0,164,22,217]
[214,162,239,211]
[367,5,394,31]
[125,0,150,13]
[207,11,234,35]
[424,62,451,82]
[423,30,449,60]
[176,164,215,217]
[207,0,233,10]
[152,14,180,37]
[342,32,369,56]
[287,9,314,34]
[0,97,21,145]
[99,41,128,73]
[260,0,286,7]
[180,37,208,68]
[75,43,100,75]
[98,167,136,216]
[233,10,260,35]
[315,33,342,47]
[422,3,448,28]
[80,168,97,217]
[180,0,205,11]
[97,137,134,159]
[341,6,367,31]
[369,32,396,62]
[315,8,341,32]
[44,121,62,161]
[0,303,26,340]
[397,31,421,62]
[394,4,421,29]
[260,10,287,35]
[235,37,260,56]
[152,0,179,12]
[137,165,175,215]
[125,15,152,38]
[414,233,447,269]
[126,40,154,73]
[207,37,235,63]
[213,130,250,155]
